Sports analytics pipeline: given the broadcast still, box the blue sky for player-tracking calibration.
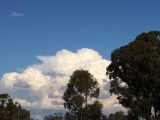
[0,0,160,75]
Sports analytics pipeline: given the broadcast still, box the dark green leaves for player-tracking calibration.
[107,31,160,119]
[63,69,101,120]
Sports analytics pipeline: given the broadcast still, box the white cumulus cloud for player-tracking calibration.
[0,48,124,114]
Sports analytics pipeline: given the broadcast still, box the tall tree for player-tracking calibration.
[63,69,100,120]
[107,31,160,119]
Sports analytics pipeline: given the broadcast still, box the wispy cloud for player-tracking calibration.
[11,12,24,17]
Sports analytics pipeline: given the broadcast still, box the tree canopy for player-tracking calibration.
[63,69,101,120]
[107,31,160,119]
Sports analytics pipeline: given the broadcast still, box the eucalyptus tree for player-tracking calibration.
[63,69,100,120]
[107,31,160,119]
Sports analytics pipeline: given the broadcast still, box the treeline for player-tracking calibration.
[1,31,160,120]
[0,94,30,120]
[44,111,128,120]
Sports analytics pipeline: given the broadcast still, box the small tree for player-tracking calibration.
[63,69,100,120]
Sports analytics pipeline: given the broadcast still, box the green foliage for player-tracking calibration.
[0,94,30,120]
[63,69,101,120]
[107,31,160,119]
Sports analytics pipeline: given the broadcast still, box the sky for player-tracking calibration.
[0,0,160,75]
[0,0,160,118]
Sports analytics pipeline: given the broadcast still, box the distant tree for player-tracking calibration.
[63,69,100,120]
[65,112,77,120]
[107,31,160,119]
[0,93,30,120]
[44,112,64,120]
[107,111,128,120]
